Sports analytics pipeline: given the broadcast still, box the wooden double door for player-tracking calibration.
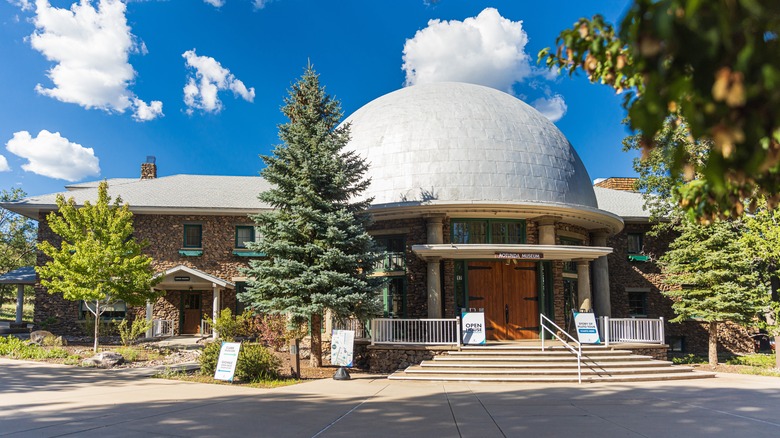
[467,261,539,340]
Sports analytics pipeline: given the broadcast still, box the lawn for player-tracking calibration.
[673,353,780,377]
[0,301,33,322]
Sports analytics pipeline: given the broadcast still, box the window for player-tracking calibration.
[382,277,406,318]
[451,219,525,244]
[183,224,202,248]
[235,226,255,249]
[667,336,685,352]
[627,233,644,254]
[628,290,648,317]
[79,300,126,320]
[374,236,406,272]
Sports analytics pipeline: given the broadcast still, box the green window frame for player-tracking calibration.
[382,276,406,318]
[79,300,127,320]
[627,290,649,317]
[183,224,202,248]
[451,219,525,244]
[235,225,255,249]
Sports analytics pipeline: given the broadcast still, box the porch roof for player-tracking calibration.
[0,266,36,285]
[411,244,612,262]
[154,265,235,290]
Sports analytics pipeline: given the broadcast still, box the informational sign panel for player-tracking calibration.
[461,311,486,345]
[495,252,543,260]
[573,312,601,344]
[330,330,355,367]
[214,342,241,381]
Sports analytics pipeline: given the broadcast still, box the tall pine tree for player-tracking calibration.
[239,65,382,367]
[660,220,766,365]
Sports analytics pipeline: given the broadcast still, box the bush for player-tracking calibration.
[118,318,152,346]
[256,314,294,351]
[206,309,255,341]
[199,341,281,382]
[672,354,708,364]
[726,353,777,368]
[0,336,77,360]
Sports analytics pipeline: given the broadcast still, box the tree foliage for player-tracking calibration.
[540,0,780,221]
[660,220,766,364]
[36,181,160,351]
[239,65,383,367]
[0,188,37,304]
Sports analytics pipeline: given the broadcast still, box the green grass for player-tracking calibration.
[672,354,708,365]
[0,301,33,322]
[0,336,79,361]
[113,346,165,363]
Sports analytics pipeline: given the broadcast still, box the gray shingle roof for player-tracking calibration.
[594,186,649,220]
[4,175,273,218]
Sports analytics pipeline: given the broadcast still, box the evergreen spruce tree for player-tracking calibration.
[239,65,382,367]
[660,220,766,365]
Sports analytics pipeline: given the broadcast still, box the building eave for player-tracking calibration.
[411,244,613,262]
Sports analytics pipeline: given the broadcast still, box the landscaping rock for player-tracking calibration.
[29,330,54,345]
[82,352,125,368]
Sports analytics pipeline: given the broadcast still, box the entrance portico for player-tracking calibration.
[150,265,234,337]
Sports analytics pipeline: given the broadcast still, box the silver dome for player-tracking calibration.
[344,82,597,209]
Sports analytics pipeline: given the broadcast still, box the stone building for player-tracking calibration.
[3,82,752,355]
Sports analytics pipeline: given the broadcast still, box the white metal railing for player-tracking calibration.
[333,317,371,340]
[599,317,665,347]
[371,318,460,346]
[152,319,174,338]
[540,313,582,384]
[200,319,213,337]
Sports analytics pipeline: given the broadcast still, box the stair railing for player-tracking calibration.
[540,313,582,384]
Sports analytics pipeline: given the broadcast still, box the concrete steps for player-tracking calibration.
[388,345,716,383]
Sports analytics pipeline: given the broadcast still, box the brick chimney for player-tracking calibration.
[594,177,638,192]
[141,156,157,179]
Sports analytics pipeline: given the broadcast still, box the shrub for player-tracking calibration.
[256,314,294,351]
[0,336,77,360]
[81,318,120,339]
[726,353,777,368]
[114,346,141,362]
[672,354,708,364]
[118,318,152,346]
[199,341,281,382]
[206,309,255,341]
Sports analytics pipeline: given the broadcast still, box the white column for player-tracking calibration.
[576,260,592,312]
[427,258,442,318]
[537,218,557,245]
[145,298,154,338]
[425,216,444,319]
[212,285,220,340]
[591,231,612,317]
[15,284,24,325]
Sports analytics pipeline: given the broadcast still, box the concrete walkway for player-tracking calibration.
[1,358,779,437]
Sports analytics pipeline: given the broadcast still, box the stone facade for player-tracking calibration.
[367,344,454,373]
[34,212,250,335]
[607,221,753,357]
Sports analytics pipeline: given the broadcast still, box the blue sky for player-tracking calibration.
[0,0,634,197]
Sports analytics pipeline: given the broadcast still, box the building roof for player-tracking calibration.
[343,82,598,209]
[0,266,36,284]
[593,186,649,220]
[3,175,273,219]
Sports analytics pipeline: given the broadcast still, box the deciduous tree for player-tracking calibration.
[37,182,159,352]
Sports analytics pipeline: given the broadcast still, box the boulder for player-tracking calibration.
[29,330,54,345]
[82,352,125,368]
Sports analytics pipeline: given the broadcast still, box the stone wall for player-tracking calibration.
[367,345,455,373]
[34,212,252,336]
[608,222,753,356]
[368,217,429,318]
[610,344,668,361]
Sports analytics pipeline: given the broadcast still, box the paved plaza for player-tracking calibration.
[1,358,779,437]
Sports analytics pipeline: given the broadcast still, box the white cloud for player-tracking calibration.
[5,130,100,181]
[253,0,271,9]
[182,49,255,114]
[0,155,10,172]
[531,95,568,122]
[132,98,163,121]
[7,0,33,11]
[203,0,224,7]
[30,0,162,121]
[402,8,532,92]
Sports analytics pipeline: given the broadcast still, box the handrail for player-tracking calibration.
[540,313,582,384]
[599,316,665,347]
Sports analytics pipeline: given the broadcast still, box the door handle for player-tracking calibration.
[505,304,509,324]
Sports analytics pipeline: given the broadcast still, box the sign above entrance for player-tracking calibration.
[174,276,190,281]
[495,252,543,260]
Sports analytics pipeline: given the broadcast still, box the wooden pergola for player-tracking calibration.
[0,266,35,325]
